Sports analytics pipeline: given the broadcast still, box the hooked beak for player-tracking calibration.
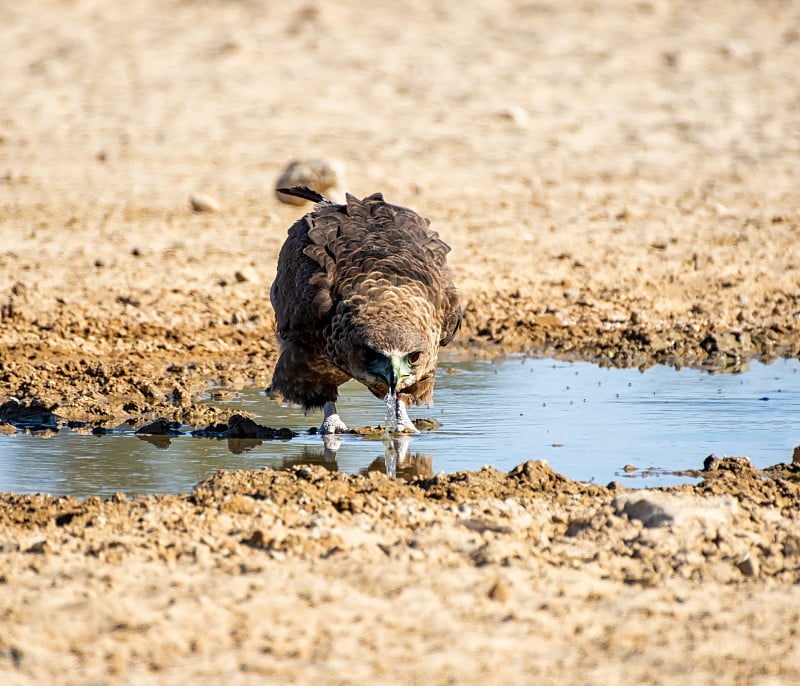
[387,355,403,394]
[370,353,406,395]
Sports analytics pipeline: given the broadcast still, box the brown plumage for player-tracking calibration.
[269,188,461,433]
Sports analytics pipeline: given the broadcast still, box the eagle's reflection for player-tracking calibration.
[365,434,433,479]
[277,434,433,479]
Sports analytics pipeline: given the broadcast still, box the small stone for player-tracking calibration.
[496,106,529,127]
[736,553,759,578]
[629,310,647,325]
[792,446,800,465]
[242,530,267,548]
[25,540,49,555]
[234,267,260,284]
[662,51,680,68]
[488,579,510,602]
[275,158,342,204]
[614,491,737,530]
[189,193,221,213]
[615,496,672,528]
[533,313,562,328]
[412,417,440,431]
[623,464,636,472]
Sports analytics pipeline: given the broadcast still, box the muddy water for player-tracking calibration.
[0,358,798,497]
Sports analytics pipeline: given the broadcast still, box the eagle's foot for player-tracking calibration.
[394,398,419,434]
[321,402,349,435]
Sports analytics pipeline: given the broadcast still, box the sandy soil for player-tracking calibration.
[1,0,800,683]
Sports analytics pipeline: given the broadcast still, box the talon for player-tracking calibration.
[321,402,349,434]
[395,398,419,434]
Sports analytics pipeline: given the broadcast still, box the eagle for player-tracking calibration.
[269,187,461,434]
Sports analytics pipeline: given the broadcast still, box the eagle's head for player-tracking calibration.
[327,294,440,402]
[350,317,433,396]
[360,343,430,397]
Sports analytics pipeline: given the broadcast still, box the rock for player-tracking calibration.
[234,267,260,284]
[533,313,562,328]
[275,158,342,204]
[189,193,221,213]
[629,310,647,325]
[192,415,295,440]
[615,496,672,528]
[412,417,440,431]
[135,418,183,436]
[613,491,738,529]
[25,540,50,555]
[700,331,740,355]
[487,579,510,602]
[496,106,529,128]
[0,399,59,428]
[736,553,759,578]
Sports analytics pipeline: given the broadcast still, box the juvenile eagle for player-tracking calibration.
[269,187,461,434]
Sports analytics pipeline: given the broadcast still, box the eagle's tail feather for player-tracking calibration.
[276,186,332,204]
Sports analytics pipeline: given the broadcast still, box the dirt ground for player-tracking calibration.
[2,0,800,683]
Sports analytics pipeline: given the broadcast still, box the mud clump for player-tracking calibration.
[193,414,295,440]
[135,418,183,436]
[0,398,59,430]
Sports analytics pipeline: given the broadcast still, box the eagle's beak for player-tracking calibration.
[388,354,403,394]
[370,353,406,395]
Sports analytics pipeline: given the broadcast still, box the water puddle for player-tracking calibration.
[1,358,798,497]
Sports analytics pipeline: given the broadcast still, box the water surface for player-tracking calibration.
[0,358,798,496]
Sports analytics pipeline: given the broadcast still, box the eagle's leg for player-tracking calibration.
[321,401,349,435]
[395,397,419,434]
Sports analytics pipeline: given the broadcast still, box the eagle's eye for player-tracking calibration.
[407,351,422,366]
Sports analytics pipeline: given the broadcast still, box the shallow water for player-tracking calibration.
[1,358,799,497]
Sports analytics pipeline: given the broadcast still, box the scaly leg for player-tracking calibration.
[395,398,419,434]
[320,401,349,434]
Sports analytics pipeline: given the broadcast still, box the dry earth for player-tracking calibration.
[1,0,800,684]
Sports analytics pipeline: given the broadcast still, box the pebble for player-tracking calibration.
[488,579,510,601]
[275,158,342,204]
[189,193,221,213]
[496,106,529,128]
[614,491,738,530]
[234,267,260,284]
[629,310,647,325]
[736,553,759,578]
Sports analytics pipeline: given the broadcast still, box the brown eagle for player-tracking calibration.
[269,187,461,434]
